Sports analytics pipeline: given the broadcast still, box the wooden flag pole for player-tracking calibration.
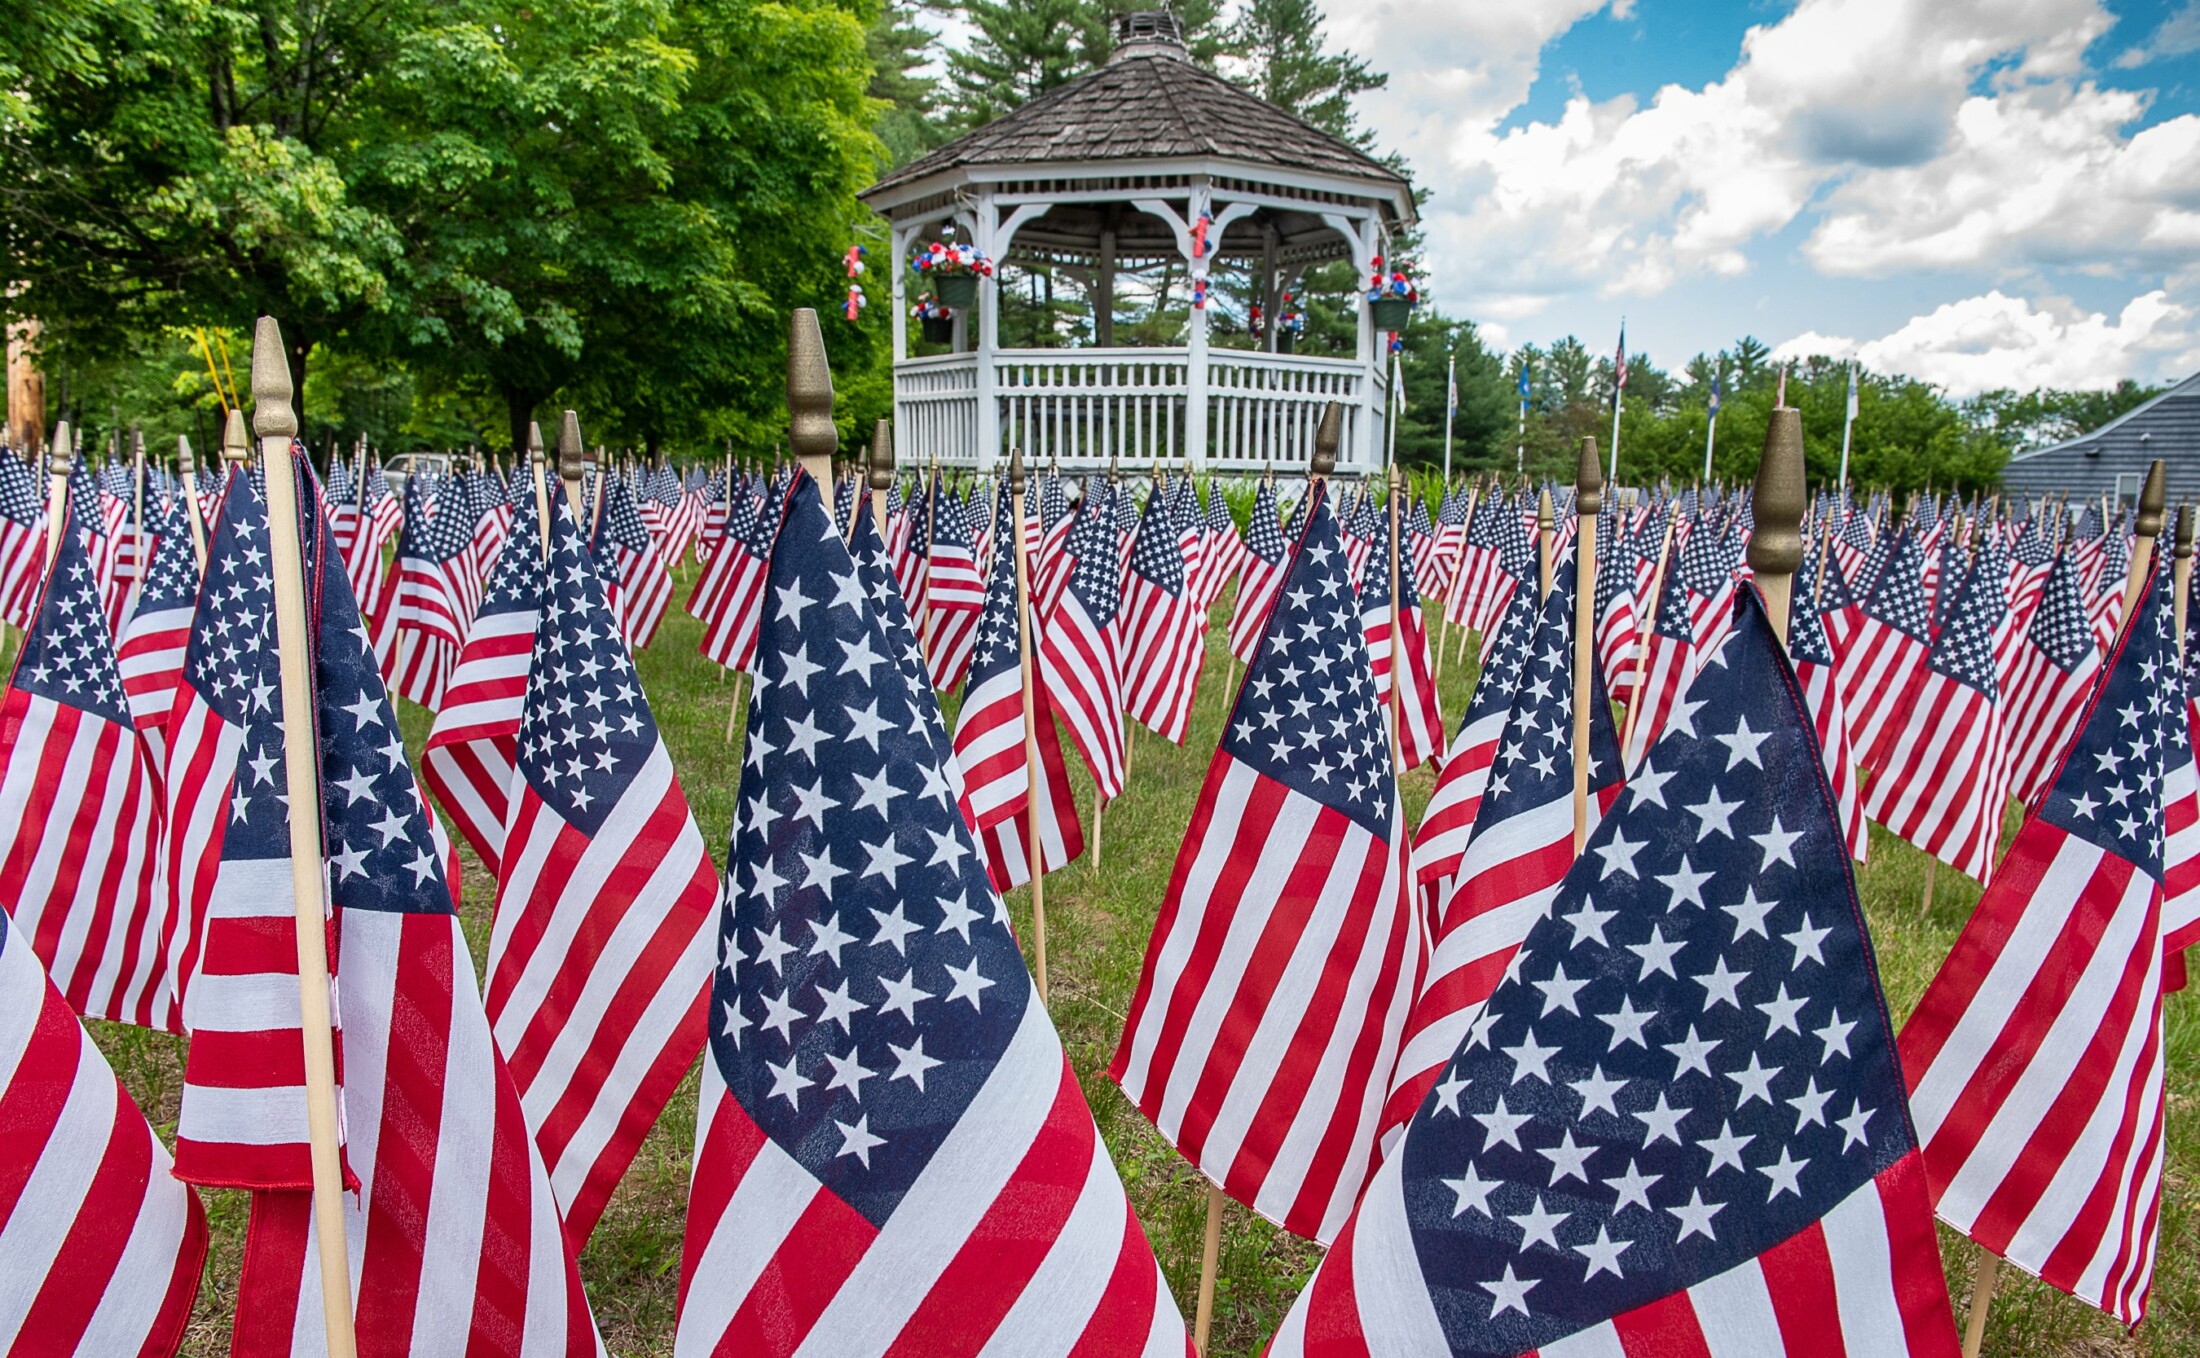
[253,316,359,1358]
[130,426,146,578]
[528,421,553,560]
[1960,1253,2001,1358]
[1387,464,1406,778]
[865,419,893,544]
[177,436,210,569]
[1571,437,1602,853]
[1435,482,1479,686]
[1008,447,1050,1004]
[2173,504,2192,663]
[1536,485,1555,600]
[42,420,71,569]
[1619,506,1680,756]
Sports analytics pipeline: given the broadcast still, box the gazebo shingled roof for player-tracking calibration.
[864,23,1410,210]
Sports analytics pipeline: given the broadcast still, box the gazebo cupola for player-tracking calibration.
[861,10,1416,475]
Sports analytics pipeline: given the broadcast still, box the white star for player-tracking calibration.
[1813,1009,1857,1064]
[1561,897,1618,948]
[835,1115,886,1169]
[719,998,751,1048]
[1664,1025,1720,1079]
[766,1054,811,1110]
[1686,788,1743,839]
[1716,715,1771,769]
[823,1047,876,1100]
[1783,914,1832,968]
[800,847,848,898]
[1503,1028,1560,1084]
[1701,1119,1754,1176]
[877,969,932,1023]
[807,912,857,965]
[936,893,983,942]
[1444,1162,1498,1218]
[1837,1100,1875,1152]
[1668,1188,1724,1243]
[1479,1263,1538,1320]
[1473,1095,1531,1152]
[1629,759,1675,808]
[1657,858,1714,911]
[330,841,369,881]
[1510,1193,1569,1253]
[1728,1053,1781,1107]
[1752,816,1803,869]
[1724,886,1779,940]
[813,977,866,1033]
[752,923,796,975]
[926,827,970,871]
[1760,1146,1808,1201]
[1571,1065,1626,1120]
[1595,828,1646,879]
[870,903,921,954]
[861,836,914,889]
[1788,1076,1835,1131]
[775,579,815,625]
[844,700,893,751]
[1628,925,1685,979]
[1434,1069,1471,1116]
[1539,1129,1596,1184]
[759,989,805,1042]
[779,644,823,696]
[945,957,995,1011]
[1534,962,1590,1016]
[782,712,827,762]
[1636,1092,1689,1145]
[1693,957,1748,1010]
[1599,996,1657,1048]
[1757,983,1809,1038]
[1574,1225,1633,1281]
[790,780,835,830]
[1665,694,1707,739]
[1606,1157,1661,1215]
[344,692,383,729]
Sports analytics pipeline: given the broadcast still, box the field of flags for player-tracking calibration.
[0,312,2193,1357]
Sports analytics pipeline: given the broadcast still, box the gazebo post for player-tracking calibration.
[889,224,911,364]
[1096,222,1117,347]
[974,192,1001,472]
[1185,176,1212,472]
[1261,225,1280,354]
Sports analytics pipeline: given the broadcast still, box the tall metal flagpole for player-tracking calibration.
[1442,349,1456,488]
[1515,361,1529,476]
[1701,364,1722,481]
[1605,318,1626,485]
[1838,358,1859,490]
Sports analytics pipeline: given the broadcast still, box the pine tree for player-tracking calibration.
[869,1,948,166]
[940,0,1112,131]
[1227,0,1385,146]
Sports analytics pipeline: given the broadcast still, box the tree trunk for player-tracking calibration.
[504,385,542,462]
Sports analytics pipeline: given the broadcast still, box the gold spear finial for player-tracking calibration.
[222,408,251,464]
[2176,503,2193,563]
[176,435,196,474]
[2136,459,2167,540]
[527,420,545,462]
[1312,401,1342,480]
[869,419,895,491]
[251,316,297,441]
[49,420,73,476]
[1748,406,1807,580]
[1576,436,1603,518]
[787,308,836,483]
[1009,445,1026,494]
[558,411,585,485]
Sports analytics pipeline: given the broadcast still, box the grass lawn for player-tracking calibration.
[84,571,2197,1356]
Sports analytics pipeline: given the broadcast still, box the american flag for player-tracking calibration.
[1595,509,1642,705]
[1110,481,1417,1243]
[1999,549,2102,805]
[393,471,471,707]
[0,452,46,629]
[1384,557,1624,1142]
[1623,559,1702,771]
[1793,547,1869,862]
[1121,481,1204,744]
[1433,486,1470,596]
[486,491,717,1248]
[1341,483,1377,585]
[2084,513,2129,652]
[1412,581,1542,922]
[953,481,1084,890]
[1360,495,1444,770]
[0,516,173,1032]
[592,472,673,649]
[115,488,205,770]
[1272,587,1962,1357]
[1033,471,1074,617]
[1900,558,2182,1325]
[1195,479,1246,610]
[467,462,516,596]
[1226,478,1291,664]
[916,473,985,691]
[676,473,1188,1354]
[75,460,131,632]
[1406,497,1443,599]
[422,483,544,875]
[1038,479,1128,800]
[1860,554,2009,884]
[227,467,600,1355]
[1837,529,1934,762]
[0,906,207,1352]
[697,474,784,674]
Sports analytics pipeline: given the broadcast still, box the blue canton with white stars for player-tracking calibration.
[1926,559,1999,696]
[2043,561,2182,879]
[2029,553,2096,676]
[714,475,1026,1227]
[517,498,653,838]
[1066,483,1123,628]
[0,454,41,530]
[1130,485,1185,599]
[185,468,290,861]
[966,482,1024,693]
[476,484,544,621]
[1244,481,1287,569]
[13,519,130,724]
[1481,559,1621,825]
[1399,590,1912,1353]
[1222,483,1394,839]
[1860,531,1931,642]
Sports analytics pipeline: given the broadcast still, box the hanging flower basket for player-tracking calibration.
[912,295,956,344]
[1277,330,1297,354]
[1366,254,1422,331]
[936,272,981,308]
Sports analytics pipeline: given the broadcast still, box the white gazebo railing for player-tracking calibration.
[895,347,1386,474]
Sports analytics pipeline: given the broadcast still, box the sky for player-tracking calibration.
[1318,0,2200,394]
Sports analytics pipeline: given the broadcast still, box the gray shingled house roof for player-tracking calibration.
[2003,371,2200,501]
[864,23,1410,205]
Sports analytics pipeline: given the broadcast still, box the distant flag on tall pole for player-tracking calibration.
[1838,359,1860,489]
[1516,361,1531,477]
[1607,319,1627,482]
[1702,364,1723,481]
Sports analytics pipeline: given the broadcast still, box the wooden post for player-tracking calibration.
[1961,1251,2000,1358]
[865,418,893,543]
[1571,437,1601,853]
[2173,504,2192,663]
[2122,460,2166,625]
[1192,1183,1227,1355]
[1536,486,1554,599]
[787,307,838,491]
[1009,448,1050,1004]
[1749,402,1807,644]
[42,420,71,569]
[527,422,553,560]
[177,436,210,568]
[252,316,359,1358]
[130,426,146,582]
[1386,463,1406,778]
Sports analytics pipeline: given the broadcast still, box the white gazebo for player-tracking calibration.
[861,11,1416,477]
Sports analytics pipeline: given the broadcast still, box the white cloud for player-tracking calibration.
[1769,288,2200,394]
[2116,1,2200,67]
